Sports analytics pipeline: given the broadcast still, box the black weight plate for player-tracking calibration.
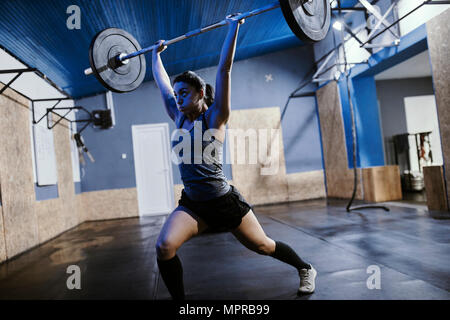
[89,28,146,93]
[280,0,331,43]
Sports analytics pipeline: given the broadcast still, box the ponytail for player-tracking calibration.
[204,84,214,107]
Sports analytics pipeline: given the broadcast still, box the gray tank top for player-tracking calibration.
[172,111,230,201]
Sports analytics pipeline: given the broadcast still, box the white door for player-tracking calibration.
[132,123,174,216]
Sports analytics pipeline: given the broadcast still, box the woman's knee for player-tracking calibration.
[253,238,276,256]
[155,238,178,260]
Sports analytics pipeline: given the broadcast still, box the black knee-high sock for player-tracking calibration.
[271,241,310,271]
[157,255,185,300]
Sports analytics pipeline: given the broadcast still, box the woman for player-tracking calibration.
[152,14,316,300]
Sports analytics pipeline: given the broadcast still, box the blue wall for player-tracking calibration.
[34,182,81,201]
[75,45,323,192]
[343,75,385,168]
[35,184,59,201]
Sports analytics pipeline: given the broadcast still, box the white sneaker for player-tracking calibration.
[298,265,317,294]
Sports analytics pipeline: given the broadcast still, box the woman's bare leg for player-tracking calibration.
[231,210,276,255]
[155,207,208,300]
[232,210,312,273]
[156,207,208,260]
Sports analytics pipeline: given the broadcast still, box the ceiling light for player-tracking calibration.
[333,21,343,31]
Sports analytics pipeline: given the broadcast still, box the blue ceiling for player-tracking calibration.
[332,0,361,7]
[0,0,320,99]
[340,0,360,7]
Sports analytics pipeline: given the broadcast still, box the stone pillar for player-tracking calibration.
[427,8,450,210]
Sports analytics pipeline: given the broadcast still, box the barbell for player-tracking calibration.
[85,0,331,93]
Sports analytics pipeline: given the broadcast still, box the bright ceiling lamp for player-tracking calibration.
[333,20,343,31]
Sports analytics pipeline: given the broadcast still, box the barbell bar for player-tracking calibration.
[85,0,331,93]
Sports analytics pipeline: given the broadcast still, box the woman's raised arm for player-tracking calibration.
[152,40,179,121]
[210,15,244,126]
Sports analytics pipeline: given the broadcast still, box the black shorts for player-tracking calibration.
[177,185,252,232]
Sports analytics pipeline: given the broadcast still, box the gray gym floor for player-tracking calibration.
[0,199,449,300]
